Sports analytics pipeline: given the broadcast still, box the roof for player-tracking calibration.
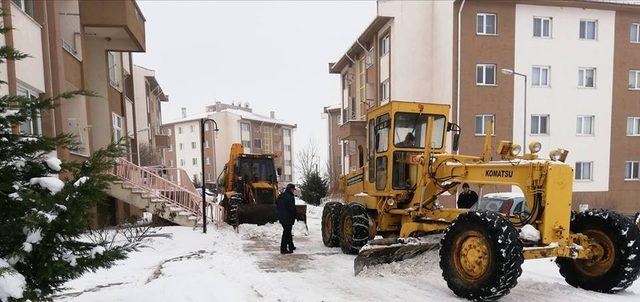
[161,112,210,126]
[329,16,393,74]
[221,108,297,127]
[323,103,341,113]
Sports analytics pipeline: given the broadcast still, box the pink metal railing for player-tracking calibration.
[112,158,225,226]
[146,167,199,195]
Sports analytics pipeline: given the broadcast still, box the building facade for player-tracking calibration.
[325,0,640,214]
[161,102,296,189]
[0,0,162,225]
[132,64,169,166]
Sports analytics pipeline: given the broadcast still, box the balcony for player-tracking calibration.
[79,0,146,52]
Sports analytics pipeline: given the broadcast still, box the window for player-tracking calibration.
[630,70,640,90]
[262,127,273,153]
[368,119,375,182]
[532,66,550,87]
[17,87,41,136]
[180,159,185,166]
[190,125,194,133]
[107,52,119,88]
[476,64,496,85]
[12,0,34,19]
[284,145,292,152]
[178,127,182,134]
[283,128,291,138]
[380,33,390,57]
[627,117,640,136]
[253,139,262,149]
[375,114,390,152]
[625,161,640,180]
[179,143,184,150]
[285,160,292,166]
[359,59,367,117]
[168,144,173,151]
[632,23,640,43]
[577,116,595,135]
[206,173,212,181]
[205,157,211,165]
[393,113,446,149]
[191,142,196,149]
[533,17,552,38]
[575,162,593,181]
[112,113,123,144]
[168,160,174,167]
[192,158,197,165]
[380,79,390,102]
[578,68,596,88]
[166,128,172,136]
[531,114,550,135]
[475,114,495,136]
[580,20,597,40]
[375,156,388,190]
[477,13,497,35]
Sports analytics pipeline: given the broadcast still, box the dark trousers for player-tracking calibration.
[280,224,294,252]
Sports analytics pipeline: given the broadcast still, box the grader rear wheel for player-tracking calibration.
[440,211,524,301]
[556,209,640,293]
[339,203,370,255]
[321,202,343,247]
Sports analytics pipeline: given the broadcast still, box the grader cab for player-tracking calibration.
[321,101,640,301]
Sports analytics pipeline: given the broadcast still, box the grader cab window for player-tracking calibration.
[393,113,446,149]
[392,151,421,189]
[375,114,390,152]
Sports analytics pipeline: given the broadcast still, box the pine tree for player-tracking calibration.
[0,12,130,301]
[300,170,328,206]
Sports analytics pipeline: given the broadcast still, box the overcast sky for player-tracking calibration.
[133,1,377,173]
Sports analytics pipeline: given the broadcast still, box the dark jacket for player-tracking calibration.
[276,190,296,225]
[457,191,479,209]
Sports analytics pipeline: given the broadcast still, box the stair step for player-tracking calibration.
[131,189,146,194]
[150,199,164,203]
[178,211,190,216]
[188,216,197,221]
[141,194,157,199]
[169,207,182,212]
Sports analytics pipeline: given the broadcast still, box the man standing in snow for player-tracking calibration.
[457,183,478,209]
[276,184,297,254]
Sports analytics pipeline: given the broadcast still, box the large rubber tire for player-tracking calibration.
[321,201,343,247]
[556,209,640,293]
[440,210,524,301]
[220,194,241,227]
[339,203,370,255]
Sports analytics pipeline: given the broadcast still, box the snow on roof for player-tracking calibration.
[162,112,211,125]
[221,108,296,127]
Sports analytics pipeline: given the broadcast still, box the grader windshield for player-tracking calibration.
[393,113,446,149]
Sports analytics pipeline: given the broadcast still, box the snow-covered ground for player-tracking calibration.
[55,206,640,302]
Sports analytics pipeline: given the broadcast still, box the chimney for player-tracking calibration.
[181,107,187,118]
[270,111,275,119]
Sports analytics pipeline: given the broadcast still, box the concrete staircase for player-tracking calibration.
[107,158,224,227]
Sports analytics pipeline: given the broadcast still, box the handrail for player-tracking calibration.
[145,167,199,195]
[112,158,225,226]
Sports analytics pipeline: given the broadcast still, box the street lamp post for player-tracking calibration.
[200,118,219,233]
[501,68,528,148]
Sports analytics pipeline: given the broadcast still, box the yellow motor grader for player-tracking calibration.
[321,100,640,301]
[217,143,306,226]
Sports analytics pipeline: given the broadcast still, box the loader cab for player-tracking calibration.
[365,101,450,194]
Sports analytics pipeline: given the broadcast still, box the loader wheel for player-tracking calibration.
[339,203,370,255]
[220,194,240,227]
[440,210,524,301]
[321,201,343,247]
[556,209,640,293]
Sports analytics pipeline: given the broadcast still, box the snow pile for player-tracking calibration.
[30,177,64,194]
[45,157,62,171]
[358,250,441,278]
[240,221,308,240]
[0,259,26,302]
[73,176,89,187]
[520,224,541,242]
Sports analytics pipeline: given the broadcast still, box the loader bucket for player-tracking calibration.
[295,204,307,223]
[354,237,440,275]
[237,204,278,225]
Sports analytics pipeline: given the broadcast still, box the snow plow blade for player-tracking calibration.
[354,238,440,275]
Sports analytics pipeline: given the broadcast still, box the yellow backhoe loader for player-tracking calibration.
[217,143,306,226]
[321,100,640,301]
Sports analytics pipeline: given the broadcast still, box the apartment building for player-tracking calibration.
[161,102,296,189]
[132,65,170,165]
[325,0,640,214]
[1,0,151,225]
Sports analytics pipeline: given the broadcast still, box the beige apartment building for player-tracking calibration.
[325,0,640,214]
[0,0,171,225]
[161,102,296,189]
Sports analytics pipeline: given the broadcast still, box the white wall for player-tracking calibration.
[133,65,153,144]
[514,4,615,192]
[377,0,454,105]
[12,3,45,93]
[174,120,202,181]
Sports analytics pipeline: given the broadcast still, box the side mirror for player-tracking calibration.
[452,133,460,152]
[277,168,282,176]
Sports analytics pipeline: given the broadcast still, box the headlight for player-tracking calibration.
[510,144,522,156]
[529,141,542,154]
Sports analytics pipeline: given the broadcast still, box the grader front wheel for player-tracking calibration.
[440,211,524,301]
[321,202,343,247]
[556,209,640,293]
[339,203,370,255]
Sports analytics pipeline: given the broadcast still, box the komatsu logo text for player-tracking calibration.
[485,170,513,178]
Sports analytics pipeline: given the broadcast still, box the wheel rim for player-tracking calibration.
[323,213,332,240]
[575,229,615,277]
[453,230,491,282]
[343,214,353,245]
